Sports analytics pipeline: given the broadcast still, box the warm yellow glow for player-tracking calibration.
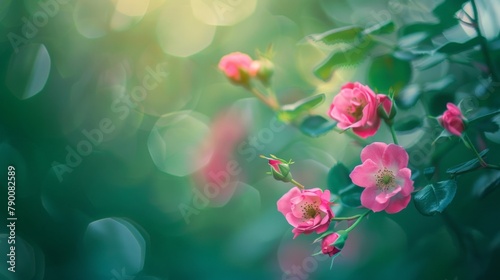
[190,0,257,26]
[114,0,150,17]
[156,3,215,57]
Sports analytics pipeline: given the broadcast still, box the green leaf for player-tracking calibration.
[299,115,337,137]
[340,188,362,208]
[278,94,326,122]
[423,167,436,180]
[314,40,375,81]
[327,163,351,192]
[398,32,429,49]
[362,20,395,36]
[326,164,361,208]
[415,53,447,70]
[434,37,481,55]
[414,180,457,216]
[433,0,469,19]
[446,149,489,175]
[305,26,364,46]
[282,94,325,112]
[474,119,500,133]
[423,75,455,92]
[473,170,500,199]
[433,129,453,144]
[393,116,422,133]
[411,169,421,181]
[401,23,445,38]
[467,109,500,134]
[367,54,412,94]
[393,50,421,61]
[396,84,421,109]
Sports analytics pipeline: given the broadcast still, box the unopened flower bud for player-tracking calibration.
[268,158,292,183]
[321,230,348,257]
[254,58,274,85]
[437,103,465,136]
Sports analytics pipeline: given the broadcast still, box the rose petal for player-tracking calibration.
[375,186,401,204]
[277,187,302,214]
[378,94,393,116]
[360,187,389,212]
[397,168,414,196]
[385,193,411,214]
[382,144,409,171]
[360,142,387,164]
[352,121,381,138]
[446,103,462,116]
[350,159,379,188]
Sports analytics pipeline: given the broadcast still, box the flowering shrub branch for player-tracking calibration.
[217,1,500,269]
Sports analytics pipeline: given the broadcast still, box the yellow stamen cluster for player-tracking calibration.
[376,168,396,190]
[300,202,319,219]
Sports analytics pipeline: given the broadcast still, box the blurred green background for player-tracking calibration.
[1,0,500,279]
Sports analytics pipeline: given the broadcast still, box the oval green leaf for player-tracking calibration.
[299,115,337,137]
[314,40,374,81]
[473,170,500,199]
[327,163,351,193]
[368,54,412,94]
[279,94,326,122]
[446,149,489,175]
[305,26,363,46]
[414,180,457,216]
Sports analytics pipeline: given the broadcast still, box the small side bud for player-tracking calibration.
[254,58,274,85]
[321,230,348,257]
[261,155,294,183]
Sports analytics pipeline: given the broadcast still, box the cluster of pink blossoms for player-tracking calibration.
[218,52,466,260]
[268,83,465,258]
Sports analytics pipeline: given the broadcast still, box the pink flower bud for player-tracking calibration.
[321,233,342,257]
[437,103,465,136]
[268,158,292,182]
[218,52,258,85]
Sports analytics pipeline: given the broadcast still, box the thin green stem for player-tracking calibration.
[464,133,488,167]
[291,179,305,190]
[387,122,399,145]
[486,164,500,170]
[470,0,499,82]
[265,86,280,109]
[345,210,371,233]
[249,87,280,111]
[331,213,363,221]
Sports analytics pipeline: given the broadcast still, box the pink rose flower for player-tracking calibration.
[438,103,464,136]
[277,187,334,238]
[328,82,392,138]
[350,142,414,214]
[218,52,259,84]
[321,233,342,257]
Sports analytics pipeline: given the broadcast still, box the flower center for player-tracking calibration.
[347,98,367,120]
[376,168,396,190]
[301,202,319,219]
